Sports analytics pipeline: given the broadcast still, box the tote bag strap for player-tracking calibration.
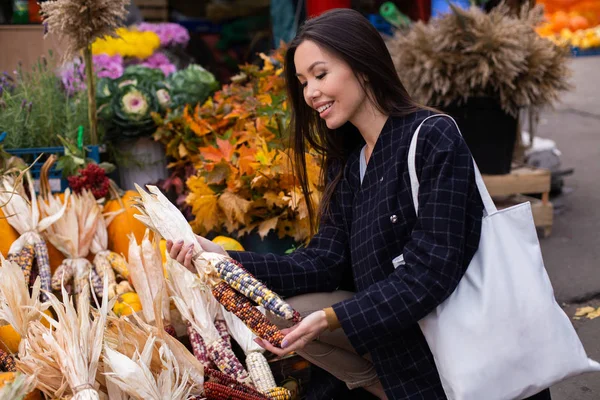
[407,114,497,217]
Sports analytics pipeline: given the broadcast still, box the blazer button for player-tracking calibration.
[390,214,398,223]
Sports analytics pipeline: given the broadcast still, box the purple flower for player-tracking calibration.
[93,54,124,79]
[59,60,86,95]
[138,52,177,76]
[136,23,190,48]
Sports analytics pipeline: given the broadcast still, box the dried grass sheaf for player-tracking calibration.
[387,4,571,116]
[40,0,129,62]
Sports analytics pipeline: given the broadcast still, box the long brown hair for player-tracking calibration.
[285,8,421,234]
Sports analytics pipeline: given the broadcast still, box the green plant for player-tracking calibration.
[0,53,97,149]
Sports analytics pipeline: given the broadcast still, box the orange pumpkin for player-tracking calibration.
[0,208,19,258]
[0,310,53,354]
[104,191,148,261]
[0,372,43,399]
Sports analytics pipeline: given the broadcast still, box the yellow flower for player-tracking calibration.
[92,28,160,58]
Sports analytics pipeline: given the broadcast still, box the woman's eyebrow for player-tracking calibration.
[296,61,327,77]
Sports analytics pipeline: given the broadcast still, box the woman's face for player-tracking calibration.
[294,40,368,130]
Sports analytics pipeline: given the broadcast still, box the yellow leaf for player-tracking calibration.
[263,191,288,209]
[218,192,251,225]
[178,143,188,158]
[257,94,273,106]
[575,306,596,317]
[586,308,600,320]
[258,217,278,239]
[186,176,220,234]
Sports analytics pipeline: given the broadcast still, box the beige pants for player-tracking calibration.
[268,291,381,391]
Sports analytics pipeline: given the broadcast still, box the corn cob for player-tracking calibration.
[265,387,292,400]
[0,348,16,372]
[106,251,129,279]
[214,318,231,346]
[52,260,74,291]
[206,338,253,386]
[246,352,277,395]
[205,369,268,399]
[92,251,117,298]
[8,245,35,287]
[212,281,284,348]
[33,239,52,301]
[164,324,177,337]
[215,260,297,322]
[187,322,214,369]
[204,382,269,400]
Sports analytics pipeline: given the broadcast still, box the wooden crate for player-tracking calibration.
[482,166,553,237]
[133,0,169,21]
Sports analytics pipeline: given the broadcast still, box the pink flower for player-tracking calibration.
[139,52,177,76]
[136,23,190,48]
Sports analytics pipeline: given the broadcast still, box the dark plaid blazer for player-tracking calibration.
[230,110,484,399]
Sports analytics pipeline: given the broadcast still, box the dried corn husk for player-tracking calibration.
[40,189,101,302]
[17,276,109,400]
[0,256,50,353]
[0,371,37,400]
[90,210,123,299]
[103,334,196,400]
[131,184,217,284]
[166,258,251,385]
[0,174,68,300]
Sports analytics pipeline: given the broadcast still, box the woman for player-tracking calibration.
[168,9,551,400]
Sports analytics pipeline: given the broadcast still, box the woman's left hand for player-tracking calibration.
[254,310,329,357]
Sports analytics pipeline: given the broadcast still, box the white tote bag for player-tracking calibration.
[408,115,600,400]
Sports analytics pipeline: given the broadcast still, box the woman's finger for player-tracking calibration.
[166,240,173,252]
[183,246,194,271]
[254,337,290,357]
[169,240,184,259]
[176,243,193,264]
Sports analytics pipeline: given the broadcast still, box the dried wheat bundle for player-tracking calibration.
[166,258,252,385]
[0,256,50,355]
[387,4,571,115]
[126,230,171,328]
[40,0,129,62]
[0,174,68,300]
[90,209,126,299]
[103,334,197,400]
[41,189,101,302]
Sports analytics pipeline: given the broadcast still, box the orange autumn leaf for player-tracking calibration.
[186,176,220,234]
[238,146,258,176]
[258,217,279,238]
[263,191,288,209]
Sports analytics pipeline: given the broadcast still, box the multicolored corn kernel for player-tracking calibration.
[246,351,277,394]
[8,245,35,287]
[265,387,292,400]
[214,318,231,345]
[51,260,74,291]
[92,251,117,298]
[0,348,16,372]
[215,260,296,321]
[33,239,52,301]
[204,381,269,400]
[212,282,285,348]
[206,338,252,386]
[164,324,177,338]
[106,251,129,279]
[205,369,268,399]
[187,322,214,369]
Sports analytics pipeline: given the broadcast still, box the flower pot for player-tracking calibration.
[443,97,518,175]
[117,137,168,190]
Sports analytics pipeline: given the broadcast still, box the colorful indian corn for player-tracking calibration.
[204,382,269,400]
[206,338,253,386]
[33,239,52,301]
[0,348,16,372]
[211,282,284,348]
[8,245,35,287]
[187,322,214,369]
[51,260,74,291]
[215,259,296,321]
[106,251,129,279]
[205,369,268,400]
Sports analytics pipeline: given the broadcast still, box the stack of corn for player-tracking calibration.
[132,184,299,348]
[17,275,109,399]
[41,189,101,304]
[0,173,69,301]
[0,256,49,373]
[167,258,252,385]
[89,208,129,299]
[127,230,173,333]
[219,306,291,400]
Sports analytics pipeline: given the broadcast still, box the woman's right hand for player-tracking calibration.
[166,235,228,271]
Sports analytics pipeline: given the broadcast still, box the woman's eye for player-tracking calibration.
[300,81,308,89]
[316,73,327,80]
